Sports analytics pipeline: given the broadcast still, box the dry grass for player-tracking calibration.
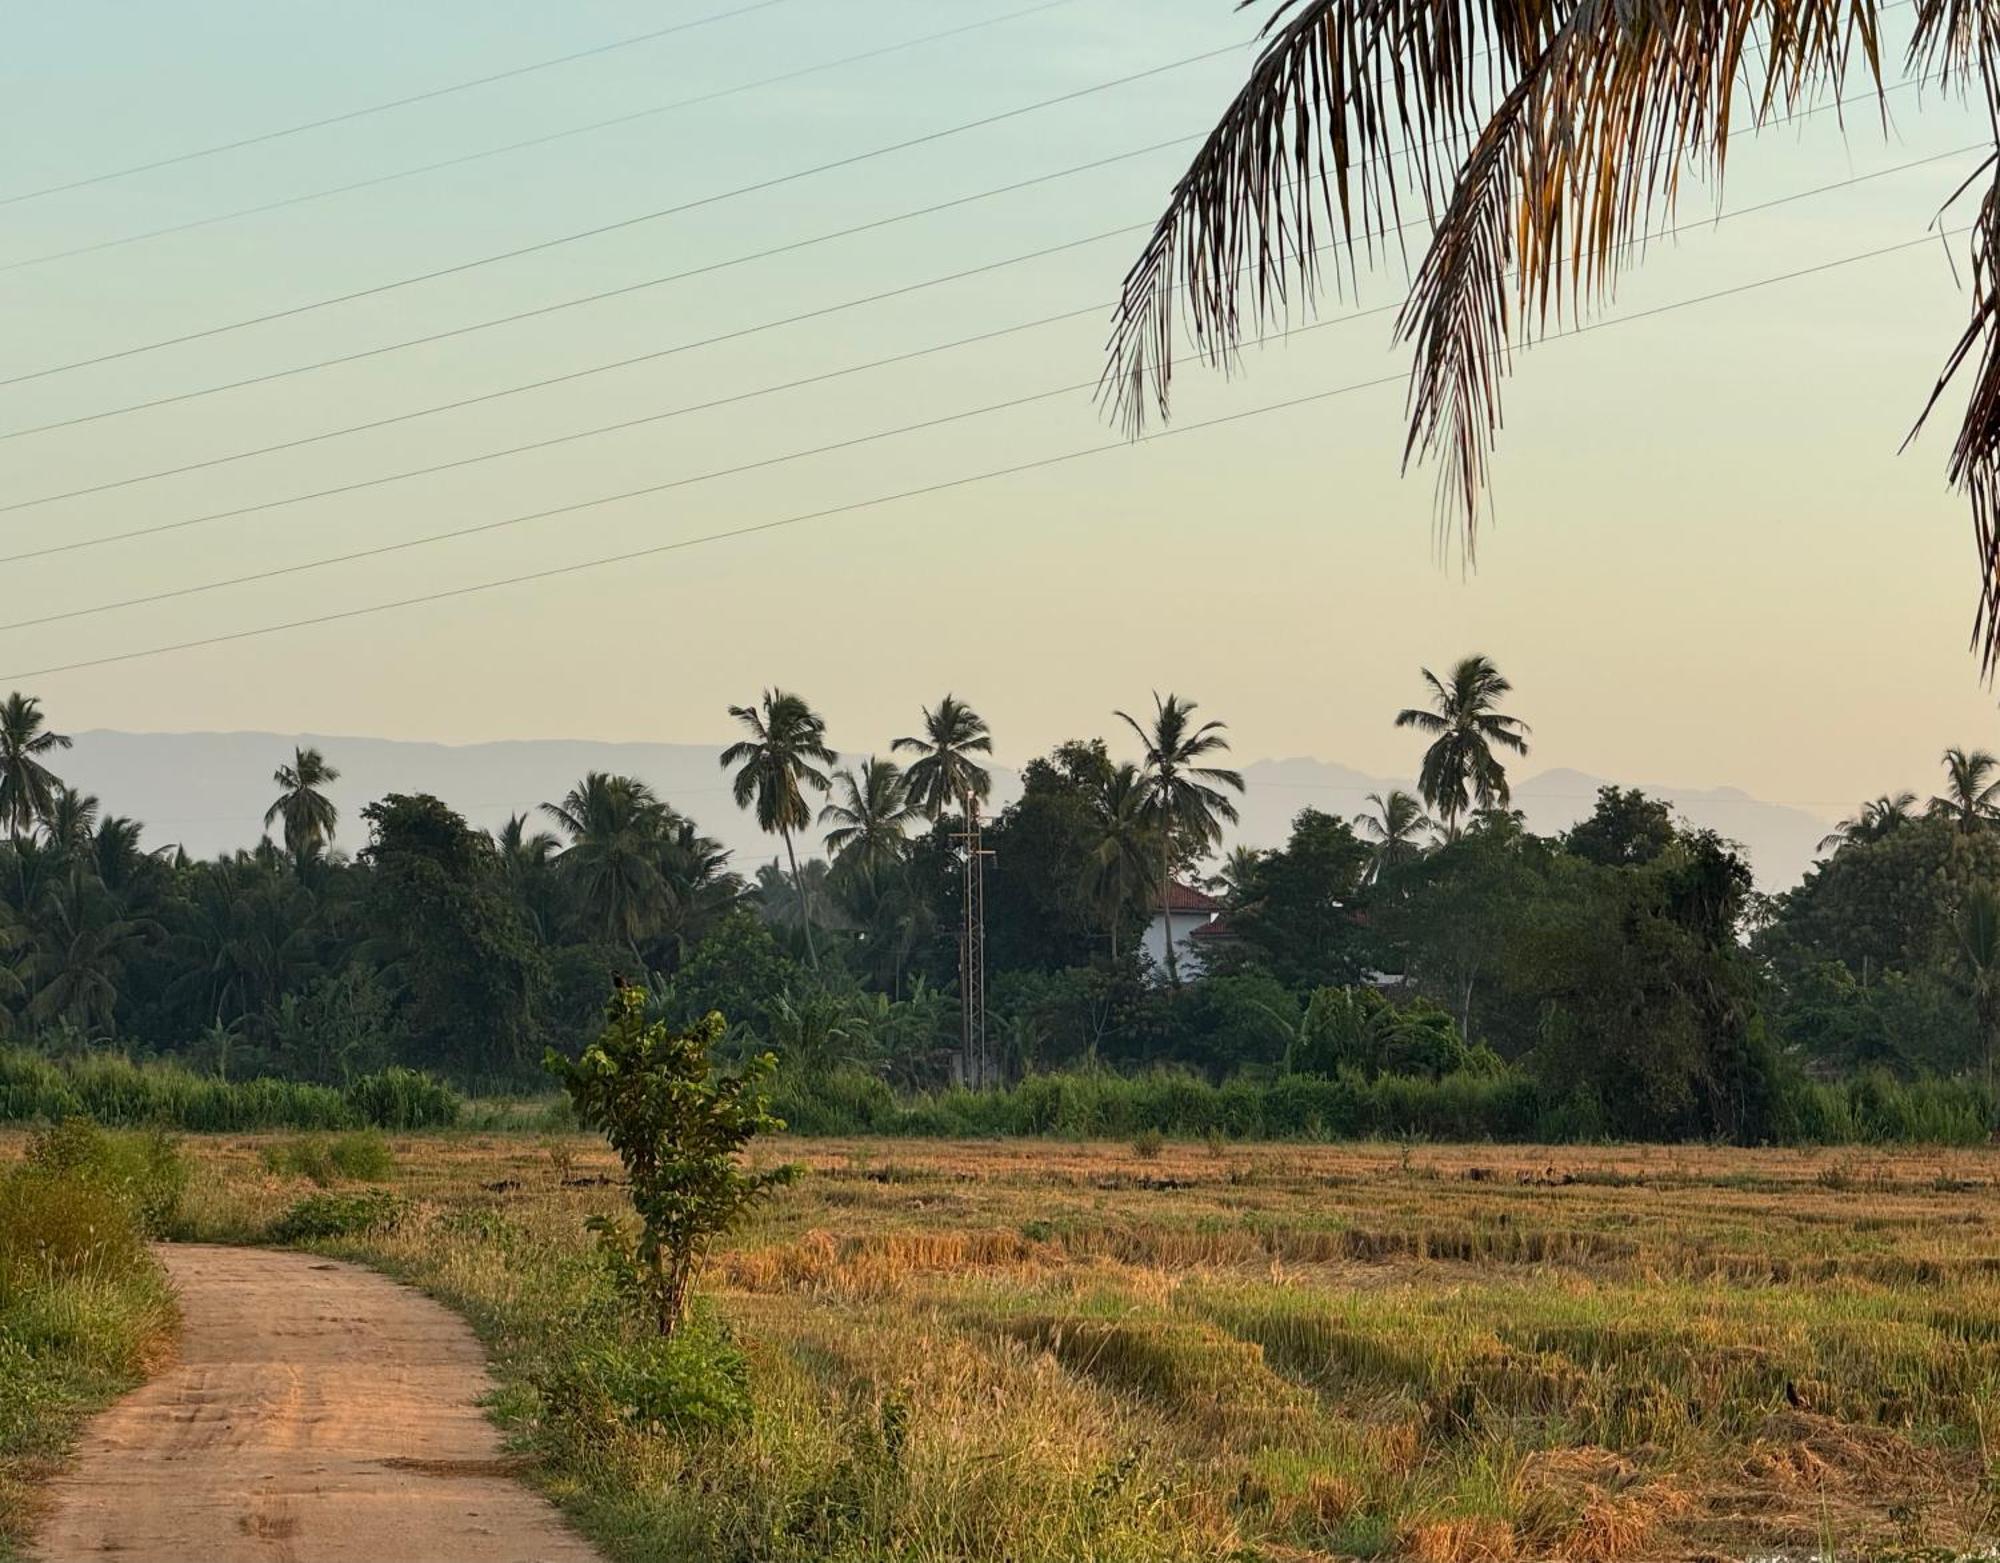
[10,1130,2000,1561]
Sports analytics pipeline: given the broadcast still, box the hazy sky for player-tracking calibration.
[2,0,1996,823]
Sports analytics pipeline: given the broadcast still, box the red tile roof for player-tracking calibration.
[1164,880,1223,913]
[1190,915,1238,940]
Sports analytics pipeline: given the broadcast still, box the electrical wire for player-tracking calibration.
[0,224,1960,681]
[0,0,1082,276]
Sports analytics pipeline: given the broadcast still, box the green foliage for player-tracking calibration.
[359,792,549,1076]
[536,1305,751,1440]
[269,1188,408,1243]
[260,1130,395,1186]
[1563,785,1677,867]
[1227,809,1370,987]
[0,1048,460,1130]
[23,1117,188,1239]
[1285,987,1471,1080]
[547,986,797,1334]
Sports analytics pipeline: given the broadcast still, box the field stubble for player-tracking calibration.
[22,1133,2000,1563]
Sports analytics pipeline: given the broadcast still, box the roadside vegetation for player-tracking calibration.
[70,1128,2000,1563]
[0,1120,182,1556]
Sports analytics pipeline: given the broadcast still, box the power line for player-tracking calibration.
[0,0,802,209]
[0,141,1969,566]
[0,134,1198,462]
[0,41,1245,390]
[0,0,1081,278]
[0,225,1959,682]
[0,68,1931,450]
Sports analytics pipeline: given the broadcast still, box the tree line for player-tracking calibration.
[3,673,1998,1141]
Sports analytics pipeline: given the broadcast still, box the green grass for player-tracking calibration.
[259,1130,396,1185]
[0,1049,462,1131]
[0,1122,182,1557]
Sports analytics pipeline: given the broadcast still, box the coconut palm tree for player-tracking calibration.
[653,817,742,967]
[264,746,340,866]
[1208,844,1265,908]
[1081,761,1159,959]
[1356,789,1436,881]
[1394,656,1530,840]
[893,694,994,819]
[1818,792,1920,854]
[1114,693,1244,988]
[820,757,924,884]
[0,693,72,842]
[1103,3,2000,673]
[721,690,835,965]
[542,773,671,954]
[42,786,100,853]
[1930,748,2000,834]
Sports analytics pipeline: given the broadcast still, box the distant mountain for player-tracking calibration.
[57,732,1835,890]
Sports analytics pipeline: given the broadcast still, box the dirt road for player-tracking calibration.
[32,1244,604,1563]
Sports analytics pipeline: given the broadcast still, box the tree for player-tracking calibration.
[1102,2,2000,676]
[1114,693,1244,988]
[1565,786,1676,868]
[720,691,834,967]
[359,794,547,1074]
[893,695,994,819]
[1819,792,1919,854]
[1080,761,1158,960]
[542,773,670,954]
[0,693,72,842]
[1355,789,1434,881]
[1931,747,2000,834]
[1394,656,1529,838]
[819,757,923,884]
[264,746,341,867]
[1232,809,1370,989]
[547,983,795,1336]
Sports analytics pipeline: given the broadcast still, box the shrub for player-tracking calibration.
[23,1119,188,1238]
[269,1189,408,1244]
[547,987,796,1335]
[536,1308,751,1441]
[342,1068,463,1130]
[1132,1128,1165,1160]
[260,1131,396,1186]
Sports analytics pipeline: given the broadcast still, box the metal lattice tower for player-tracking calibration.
[954,793,991,1089]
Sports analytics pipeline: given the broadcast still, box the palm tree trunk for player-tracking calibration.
[782,826,817,967]
[1159,829,1179,990]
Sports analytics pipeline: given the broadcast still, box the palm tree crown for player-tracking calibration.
[0,693,73,842]
[1115,692,1244,987]
[1394,656,1529,838]
[820,757,924,883]
[1356,789,1435,880]
[542,773,672,951]
[893,694,994,818]
[1819,792,1920,854]
[721,689,835,965]
[1930,748,2000,834]
[264,746,340,865]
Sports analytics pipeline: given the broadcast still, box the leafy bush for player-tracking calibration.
[23,1118,188,1238]
[269,1188,407,1243]
[1131,1128,1165,1160]
[260,1131,396,1186]
[536,1308,751,1441]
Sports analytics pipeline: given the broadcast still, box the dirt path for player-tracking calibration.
[32,1244,605,1563]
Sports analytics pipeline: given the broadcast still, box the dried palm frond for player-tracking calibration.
[1102,1,2000,666]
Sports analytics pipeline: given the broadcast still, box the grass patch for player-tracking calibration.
[0,1122,181,1555]
[260,1130,396,1186]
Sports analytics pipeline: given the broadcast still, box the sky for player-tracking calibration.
[1,0,1997,825]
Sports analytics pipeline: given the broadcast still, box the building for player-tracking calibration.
[1140,881,1230,977]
